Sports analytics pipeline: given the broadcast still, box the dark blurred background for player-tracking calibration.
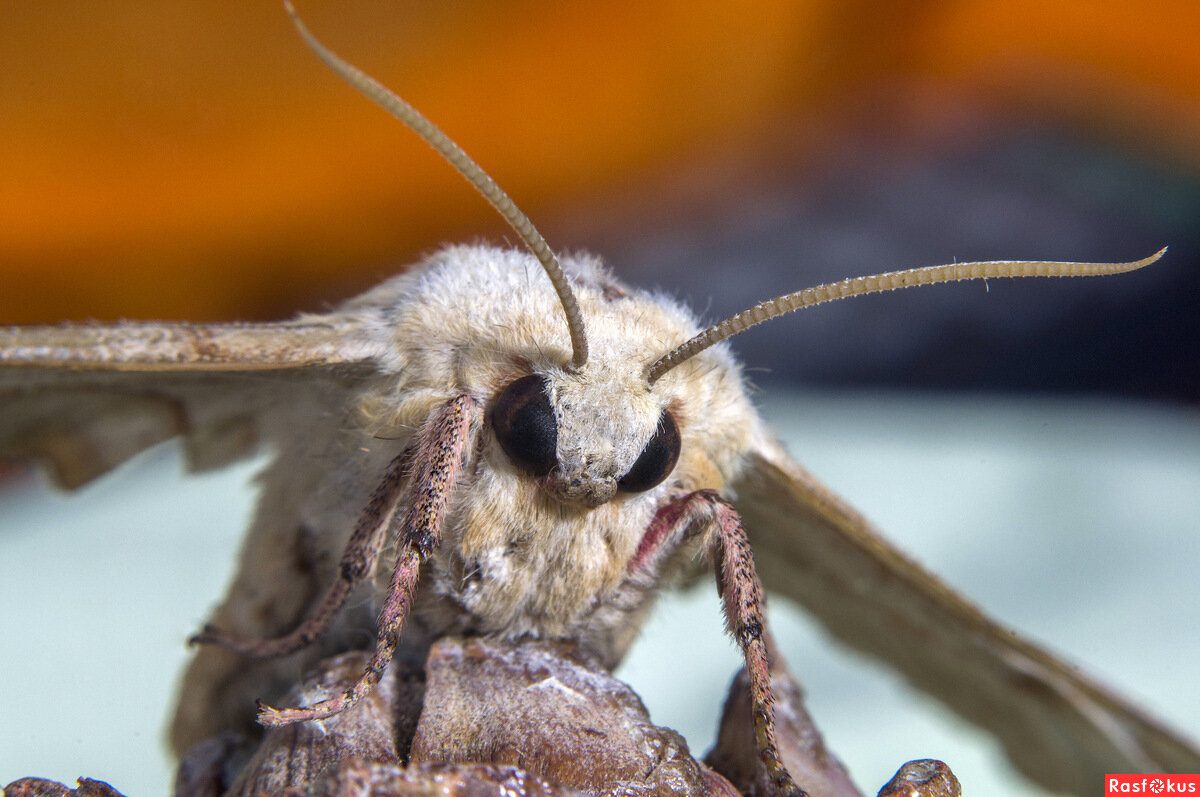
[1,1,1197,402]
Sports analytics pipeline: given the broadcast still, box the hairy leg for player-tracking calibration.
[639,489,807,797]
[259,393,480,725]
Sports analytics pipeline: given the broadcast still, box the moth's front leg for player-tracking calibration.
[643,490,808,797]
[257,393,481,725]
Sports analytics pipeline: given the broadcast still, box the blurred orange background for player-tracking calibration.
[1,0,1198,324]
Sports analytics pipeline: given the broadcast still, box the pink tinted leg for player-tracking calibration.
[641,489,807,797]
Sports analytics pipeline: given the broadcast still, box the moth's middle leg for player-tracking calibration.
[189,449,412,658]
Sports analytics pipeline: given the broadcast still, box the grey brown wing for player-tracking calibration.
[0,319,382,487]
[1,317,396,755]
[733,435,1200,796]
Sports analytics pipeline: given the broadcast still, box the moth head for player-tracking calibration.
[288,4,696,506]
[491,366,680,507]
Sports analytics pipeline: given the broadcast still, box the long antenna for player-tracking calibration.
[646,248,1166,384]
[284,2,589,370]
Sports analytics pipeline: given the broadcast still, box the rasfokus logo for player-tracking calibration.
[1107,774,1200,794]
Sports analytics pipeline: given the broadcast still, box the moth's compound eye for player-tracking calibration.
[492,374,558,477]
[618,410,681,493]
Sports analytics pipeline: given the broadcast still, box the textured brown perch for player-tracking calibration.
[4,638,960,797]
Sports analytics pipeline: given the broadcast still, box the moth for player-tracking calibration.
[1,4,1196,796]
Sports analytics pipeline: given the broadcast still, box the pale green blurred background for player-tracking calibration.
[3,393,1197,795]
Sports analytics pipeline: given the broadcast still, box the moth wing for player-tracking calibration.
[733,434,1200,795]
[0,319,382,487]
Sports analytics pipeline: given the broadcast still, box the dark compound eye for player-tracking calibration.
[618,410,681,493]
[492,374,558,477]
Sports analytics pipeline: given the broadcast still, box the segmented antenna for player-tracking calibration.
[284,2,589,369]
[646,248,1166,384]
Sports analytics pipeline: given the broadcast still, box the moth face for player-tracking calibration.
[490,363,679,507]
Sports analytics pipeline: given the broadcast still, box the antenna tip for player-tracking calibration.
[1129,246,1169,271]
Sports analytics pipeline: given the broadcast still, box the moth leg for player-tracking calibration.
[654,489,807,797]
[258,393,479,726]
[189,448,412,658]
